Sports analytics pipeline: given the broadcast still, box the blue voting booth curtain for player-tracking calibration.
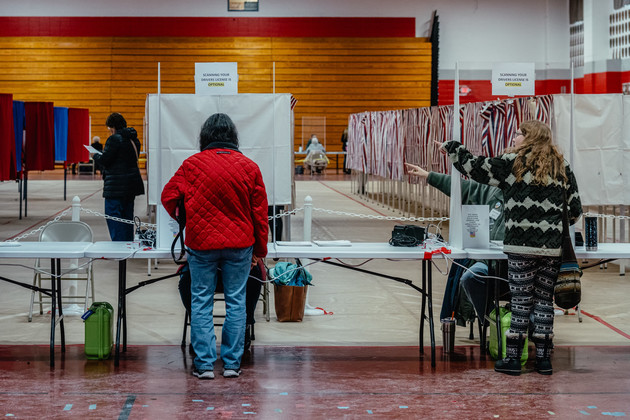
[13,101,24,170]
[54,107,68,161]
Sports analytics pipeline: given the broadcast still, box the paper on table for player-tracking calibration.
[84,145,102,154]
[313,240,352,246]
[276,241,313,246]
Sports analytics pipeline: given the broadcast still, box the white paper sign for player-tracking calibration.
[491,62,535,96]
[195,62,238,95]
[462,205,490,249]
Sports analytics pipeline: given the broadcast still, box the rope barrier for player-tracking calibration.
[6,206,625,244]
[5,204,451,242]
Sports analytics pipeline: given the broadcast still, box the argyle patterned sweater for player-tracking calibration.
[443,141,582,257]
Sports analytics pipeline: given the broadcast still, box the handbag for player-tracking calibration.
[554,190,582,309]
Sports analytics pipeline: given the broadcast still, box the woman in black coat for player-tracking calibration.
[93,112,145,241]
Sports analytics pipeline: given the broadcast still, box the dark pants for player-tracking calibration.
[104,198,135,241]
[268,206,284,241]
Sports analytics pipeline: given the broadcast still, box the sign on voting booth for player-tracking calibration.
[144,93,293,250]
[194,63,238,95]
[491,62,535,96]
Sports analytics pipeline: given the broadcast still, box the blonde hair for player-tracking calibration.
[511,120,567,185]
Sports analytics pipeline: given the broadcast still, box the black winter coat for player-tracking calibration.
[93,127,145,200]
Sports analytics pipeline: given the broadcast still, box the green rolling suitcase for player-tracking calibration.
[83,302,114,360]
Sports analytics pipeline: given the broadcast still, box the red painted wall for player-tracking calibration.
[439,70,630,106]
[0,16,415,37]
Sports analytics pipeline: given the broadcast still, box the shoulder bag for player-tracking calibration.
[554,190,582,309]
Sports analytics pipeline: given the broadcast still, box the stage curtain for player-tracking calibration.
[54,107,69,162]
[24,102,55,171]
[67,108,90,163]
[0,94,16,181]
[13,100,25,172]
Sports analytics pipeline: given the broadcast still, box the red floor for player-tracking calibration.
[0,344,629,419]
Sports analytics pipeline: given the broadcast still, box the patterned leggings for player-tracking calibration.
[506,253,560,341]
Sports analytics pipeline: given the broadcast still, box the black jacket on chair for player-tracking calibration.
[93,127,145,199]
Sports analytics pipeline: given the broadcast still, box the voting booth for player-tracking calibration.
[144,93,293,249]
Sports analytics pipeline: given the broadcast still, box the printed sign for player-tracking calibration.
[195,62,238,95]
[462,205,490,249]
[491,62,535,96]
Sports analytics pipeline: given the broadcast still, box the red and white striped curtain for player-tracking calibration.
[346,95,554,178]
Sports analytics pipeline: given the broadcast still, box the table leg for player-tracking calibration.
[427,260,435,367]
[114,259,126,367]
[419,260,426,356]
[49,258,56,367]
[56,258,65,353]
[122,260,128,351]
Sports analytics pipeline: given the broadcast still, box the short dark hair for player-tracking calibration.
[106,113,127,130]
[199,113,239,150]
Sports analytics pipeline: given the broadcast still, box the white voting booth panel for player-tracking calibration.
[553,93,630,206]
[145,93,293,250]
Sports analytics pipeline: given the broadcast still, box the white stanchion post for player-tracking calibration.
[301,195,323,315]
[66,196,82,314]
[72,196,81,221]
[304,195,312,242]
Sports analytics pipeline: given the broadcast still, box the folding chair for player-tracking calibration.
[28,221,95,321]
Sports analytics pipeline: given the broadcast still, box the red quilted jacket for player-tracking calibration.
[161,148,269,258]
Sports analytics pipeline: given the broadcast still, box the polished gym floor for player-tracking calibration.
[0,169,629,419]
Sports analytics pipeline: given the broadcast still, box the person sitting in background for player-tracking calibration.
[405,163,505,324]
[305,133,318,149]
[306,137,325,154]
[304,138,328,174]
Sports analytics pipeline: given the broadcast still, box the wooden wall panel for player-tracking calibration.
[272,37,431,150]
[0,35,430,159]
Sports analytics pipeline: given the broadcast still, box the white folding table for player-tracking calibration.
[268,242,467,367]
[0,241,92,367]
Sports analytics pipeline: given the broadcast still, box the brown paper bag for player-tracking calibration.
[274,284,308,322]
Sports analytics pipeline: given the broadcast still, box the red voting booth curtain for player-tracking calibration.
[24,102,55,171]
[67,108,90,163]
[0,94,16,181]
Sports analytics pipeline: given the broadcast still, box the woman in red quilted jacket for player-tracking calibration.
[161,113,269,380]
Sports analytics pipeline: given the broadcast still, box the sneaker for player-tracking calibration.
[223,369,241,378]
[192,368,214,379]
[494,357,521,376]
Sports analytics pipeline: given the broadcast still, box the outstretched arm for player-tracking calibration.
[404,163,429,179]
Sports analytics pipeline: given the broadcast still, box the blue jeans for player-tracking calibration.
[104,198,135,241]
[460,261,489,320]
[187,246,253,372]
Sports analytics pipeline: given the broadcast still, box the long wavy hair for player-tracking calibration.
[510,120,567,185]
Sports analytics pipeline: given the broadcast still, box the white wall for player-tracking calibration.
[0,0,570,78]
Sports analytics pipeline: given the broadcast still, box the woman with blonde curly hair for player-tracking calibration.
[439,120,582,376]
